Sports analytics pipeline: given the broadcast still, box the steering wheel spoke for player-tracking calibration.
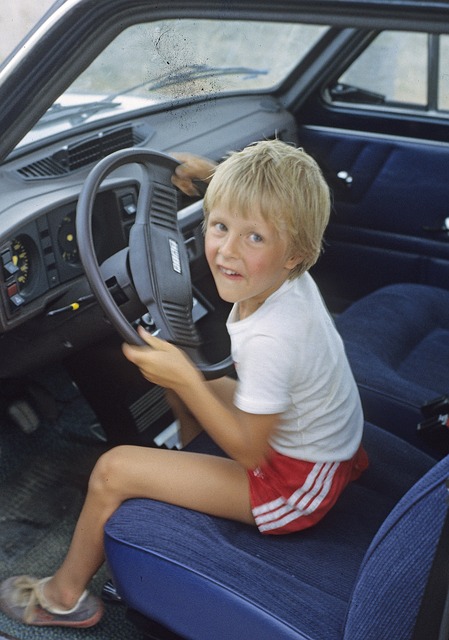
[99,248,144,315]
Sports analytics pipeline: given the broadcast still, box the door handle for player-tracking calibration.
[337,170,353,188]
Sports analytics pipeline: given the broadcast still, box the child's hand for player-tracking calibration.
[171,152,217,196]
[122,325,202,390]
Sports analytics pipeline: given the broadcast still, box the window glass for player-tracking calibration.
[21,20,327,148]
[337,31,427,106]
[71,20,327,98]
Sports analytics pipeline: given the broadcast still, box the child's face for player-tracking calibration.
[205,205,300,319]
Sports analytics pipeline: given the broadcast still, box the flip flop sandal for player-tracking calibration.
[0,575,103,627]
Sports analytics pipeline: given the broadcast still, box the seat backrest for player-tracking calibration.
[336,284,449,406]
[343,452,449,640]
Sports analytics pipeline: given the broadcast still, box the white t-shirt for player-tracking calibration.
[226,273,364,462]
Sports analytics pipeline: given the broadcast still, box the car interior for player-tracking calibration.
[0,1,448,639]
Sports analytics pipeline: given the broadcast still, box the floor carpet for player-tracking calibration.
[0,365,148,640]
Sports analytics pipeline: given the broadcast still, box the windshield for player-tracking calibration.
[20,19,327,147]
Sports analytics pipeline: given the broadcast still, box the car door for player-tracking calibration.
[293,29,449,312]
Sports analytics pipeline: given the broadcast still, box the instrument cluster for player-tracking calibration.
[0,184,139,323]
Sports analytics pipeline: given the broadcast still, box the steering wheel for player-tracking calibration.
[76,147,233,379]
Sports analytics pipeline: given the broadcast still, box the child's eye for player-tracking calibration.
[208,220,227,233]
[249,232,263,243]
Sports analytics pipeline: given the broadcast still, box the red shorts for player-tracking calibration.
[248,445,369,535]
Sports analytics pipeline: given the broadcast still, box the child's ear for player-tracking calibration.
[284,254,302,271]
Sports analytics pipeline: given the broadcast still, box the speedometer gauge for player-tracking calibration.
[58,212,79,264]
[11,238,30,285]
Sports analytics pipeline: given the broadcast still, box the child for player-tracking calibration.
[0,139,367,627]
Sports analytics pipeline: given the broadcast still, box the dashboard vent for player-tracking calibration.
[16,124,149,180]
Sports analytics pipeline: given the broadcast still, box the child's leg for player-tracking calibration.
[44,444,253,610]
[168,376,237,446]
[166,388,203,446]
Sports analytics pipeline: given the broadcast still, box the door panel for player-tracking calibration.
[300,125,449,311]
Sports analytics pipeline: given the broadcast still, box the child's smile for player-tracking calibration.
[205,206,300,319]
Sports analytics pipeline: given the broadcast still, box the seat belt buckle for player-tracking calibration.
[417,413,449,435]
[420,394,449,419]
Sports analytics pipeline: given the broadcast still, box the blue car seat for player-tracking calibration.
[335,283,449,452]
[104,423,447,640]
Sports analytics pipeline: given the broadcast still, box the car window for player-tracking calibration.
[334,31,428,108]
[21,19,327,148]
[330,30,449,116]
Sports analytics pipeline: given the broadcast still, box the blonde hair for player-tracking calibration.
[203,139,330,278]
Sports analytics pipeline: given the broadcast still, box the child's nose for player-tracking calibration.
[219,233,240,258]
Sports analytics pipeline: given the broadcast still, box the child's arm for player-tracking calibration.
[122,327,278,469]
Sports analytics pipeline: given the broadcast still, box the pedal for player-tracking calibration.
[7,399,39,433]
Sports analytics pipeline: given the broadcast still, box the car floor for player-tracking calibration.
[0,364,146,640]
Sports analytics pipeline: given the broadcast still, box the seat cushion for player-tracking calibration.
[104,424,435,640]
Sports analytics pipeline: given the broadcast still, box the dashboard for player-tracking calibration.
[0,95,297,378]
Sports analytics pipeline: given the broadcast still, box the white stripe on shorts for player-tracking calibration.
[253,461,340,533]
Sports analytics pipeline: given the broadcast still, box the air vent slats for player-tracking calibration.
[17,125,147,180]
[18,156,69,178]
